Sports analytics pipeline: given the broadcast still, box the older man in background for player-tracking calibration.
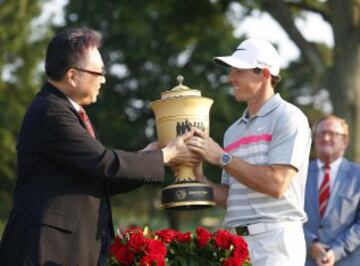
[304,115,360,266]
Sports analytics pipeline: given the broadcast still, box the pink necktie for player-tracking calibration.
[319,164,330,217]
[79,107,95,138]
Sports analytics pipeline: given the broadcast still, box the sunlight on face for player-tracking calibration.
[228,68,263,102]
[314,118,348,162]
[75,47,106,105]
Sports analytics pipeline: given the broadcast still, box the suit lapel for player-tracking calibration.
[41,82,77,112]
[42,83,100,140]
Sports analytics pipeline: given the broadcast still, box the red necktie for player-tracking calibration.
[319,164,330,217]
[79,107,95,138]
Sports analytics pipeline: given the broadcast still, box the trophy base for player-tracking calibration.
[161,181,215,210]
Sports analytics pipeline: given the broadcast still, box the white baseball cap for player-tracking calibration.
[214,38,280,76]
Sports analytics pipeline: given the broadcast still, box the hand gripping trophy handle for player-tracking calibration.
[150,75,215,210]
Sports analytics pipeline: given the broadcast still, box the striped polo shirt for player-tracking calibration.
[222,93,312,227]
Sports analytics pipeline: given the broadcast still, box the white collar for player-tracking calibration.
[66,97,81,112]
[316,157,342,170]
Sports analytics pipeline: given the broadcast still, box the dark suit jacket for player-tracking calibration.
[304,159,360,266]
[0,82,165,265]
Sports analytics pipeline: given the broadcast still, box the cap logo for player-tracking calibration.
[235,48,246,51]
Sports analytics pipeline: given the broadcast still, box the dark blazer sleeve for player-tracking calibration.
[108,179,144,194]
[29,97,165,182]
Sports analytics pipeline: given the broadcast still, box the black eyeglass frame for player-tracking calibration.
[72,67,106,77]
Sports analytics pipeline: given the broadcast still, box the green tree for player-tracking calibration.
[0,0,51,218]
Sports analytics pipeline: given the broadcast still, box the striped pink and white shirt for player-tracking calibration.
[222,94,312,227]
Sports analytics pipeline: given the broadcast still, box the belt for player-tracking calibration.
[235,221,300,236]
[235,226,250,236]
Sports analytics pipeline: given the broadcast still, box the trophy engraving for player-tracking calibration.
[176,120,205,136]
[150,75,215,209]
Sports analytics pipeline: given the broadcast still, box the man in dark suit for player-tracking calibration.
[304,115,360,266]
[0,28,199,266]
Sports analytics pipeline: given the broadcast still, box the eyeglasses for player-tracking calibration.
[72,67,106,77]
[315,130,346,138]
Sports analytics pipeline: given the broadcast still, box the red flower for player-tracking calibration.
[109,237,134,265]
[231,235,249,261]
[195,226,211,248]
[222,256,242,266]
[231,234,248,249]
[145,238,167,257]
[233,246,250,262]
[175,231,191,243]
[124,225,143,235]
[109,226,251,266]
[155,228,177,244]
[139,253,165,266]
[109,236,122,257]
[128,231,146,252]
[214,229,232,249]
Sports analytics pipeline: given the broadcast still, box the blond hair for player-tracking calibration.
[313,115,349,139]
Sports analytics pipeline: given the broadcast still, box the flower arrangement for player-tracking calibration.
[107,225,251,266]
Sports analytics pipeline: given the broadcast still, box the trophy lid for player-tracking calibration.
[161,75,201,99]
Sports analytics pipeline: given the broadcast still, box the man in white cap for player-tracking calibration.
[187,39,312,266]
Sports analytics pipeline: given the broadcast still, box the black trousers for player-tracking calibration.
[97,230,111,266]
[97,201,111,266]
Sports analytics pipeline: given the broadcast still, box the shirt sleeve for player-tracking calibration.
[268,109,312,170]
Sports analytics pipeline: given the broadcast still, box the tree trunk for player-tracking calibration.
[328,0,360,160]
[329,46,360,160]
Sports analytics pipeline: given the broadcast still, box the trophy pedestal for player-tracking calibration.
[161,182,215,210]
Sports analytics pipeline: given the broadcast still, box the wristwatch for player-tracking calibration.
[219,153,232,168]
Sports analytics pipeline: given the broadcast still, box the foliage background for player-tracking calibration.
[1,0,358,233]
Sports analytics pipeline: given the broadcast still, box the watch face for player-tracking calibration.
[222,153,231,164]
[221,153,232,166]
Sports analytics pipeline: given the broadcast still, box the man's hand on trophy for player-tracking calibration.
[187,128,223,166]
[161,129,202,166]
